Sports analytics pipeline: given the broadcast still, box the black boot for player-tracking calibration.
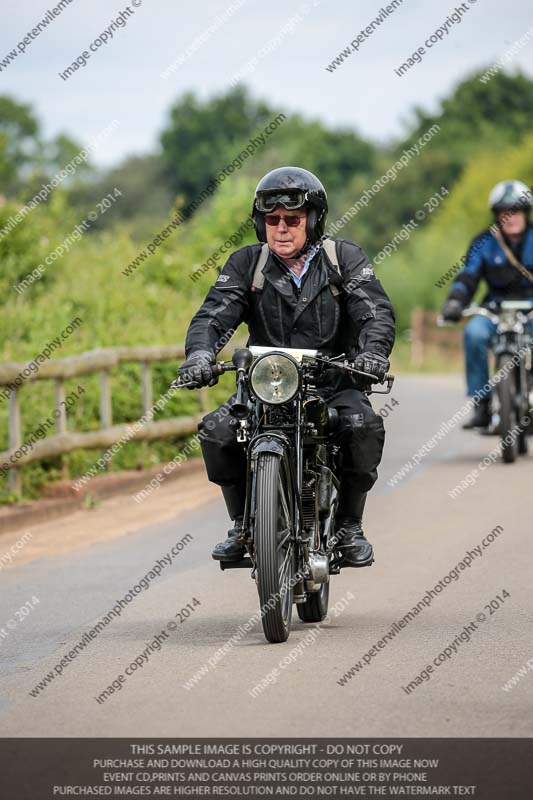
[334,491,374,567]
[462,398,491,429]
[211,518,245,561]
[335,516,374,568]
[211,484,246,562]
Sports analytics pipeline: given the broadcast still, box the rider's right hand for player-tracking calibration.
[178,350,218,389]
[441,299,464,322]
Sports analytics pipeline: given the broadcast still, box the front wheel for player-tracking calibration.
[254,452,295,643]
[497,355,518,463]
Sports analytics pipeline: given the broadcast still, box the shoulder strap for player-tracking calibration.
[251,243,270,291]
[251,238,343,294]
[490,224,533,283]
[321,237,342,296]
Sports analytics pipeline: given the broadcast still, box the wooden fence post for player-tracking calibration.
[99,369,112,470]
[99,370,112,428]
[141,362,153,416]
[54,378,68,479]
[411,308,426,369]
[8,388,22,496]
[198,387,209,415]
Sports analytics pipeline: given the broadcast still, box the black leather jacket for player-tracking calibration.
[185,239,395,376]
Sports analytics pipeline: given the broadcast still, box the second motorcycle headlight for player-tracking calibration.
[249,353,300,405]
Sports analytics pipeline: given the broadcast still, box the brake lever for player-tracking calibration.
[369,374,395,394]
[315,356,395,396]
[170,378,199,390]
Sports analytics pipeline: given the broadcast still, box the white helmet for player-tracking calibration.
[489,180,531,214]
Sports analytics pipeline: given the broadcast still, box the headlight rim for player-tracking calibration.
[249,351,301,405]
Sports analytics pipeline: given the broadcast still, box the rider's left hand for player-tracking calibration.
[353,351,390,381]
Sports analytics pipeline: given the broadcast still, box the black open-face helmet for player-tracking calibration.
[252,166,328,245]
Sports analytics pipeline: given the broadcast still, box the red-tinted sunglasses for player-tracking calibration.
[264,214,304,227]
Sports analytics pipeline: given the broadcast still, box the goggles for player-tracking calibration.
[255,189,308,213]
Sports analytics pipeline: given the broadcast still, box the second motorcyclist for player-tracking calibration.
[441,180,533,428]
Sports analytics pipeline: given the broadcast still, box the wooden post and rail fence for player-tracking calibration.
[409,309,462,368]
[0,311,462,498]
[0,344,212,497]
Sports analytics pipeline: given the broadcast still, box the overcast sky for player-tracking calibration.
[1,0,531,167]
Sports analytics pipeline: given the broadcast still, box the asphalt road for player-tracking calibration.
[1,375,532,737]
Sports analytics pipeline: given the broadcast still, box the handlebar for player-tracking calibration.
[437,305,533,327]
[171,355,395,392]
[320,357,395,391]
[460,306,511,324]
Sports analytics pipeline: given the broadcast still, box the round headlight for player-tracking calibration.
[250,353,300,405]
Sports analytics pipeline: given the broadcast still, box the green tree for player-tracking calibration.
[160,86,273,204]
[67,154,173,237]
[402,69,533,174]
[0,95,40,192]
[0,96,91,201]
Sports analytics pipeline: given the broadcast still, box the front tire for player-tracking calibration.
[497,355,518,463]
[254,453,295,643]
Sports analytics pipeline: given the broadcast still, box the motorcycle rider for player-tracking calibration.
[441,180,533,428]
[178,167,395,567]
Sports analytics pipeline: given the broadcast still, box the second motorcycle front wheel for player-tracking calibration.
[497,355,518,463]
[254,452,295,643]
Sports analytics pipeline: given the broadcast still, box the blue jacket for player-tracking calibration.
[449,224,533,306]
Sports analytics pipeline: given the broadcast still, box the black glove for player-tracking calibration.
[441,298,464,322]
[178,350,217,389]
[353,351,390,381]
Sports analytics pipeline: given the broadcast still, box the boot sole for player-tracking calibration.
[211,550,246,562]
[341,550,375,569]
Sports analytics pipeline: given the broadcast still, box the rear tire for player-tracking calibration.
[497,355,518,463]
[254,453,295,643]
[297,582,329,623]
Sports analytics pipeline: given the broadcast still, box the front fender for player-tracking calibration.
[246,433,301,539]
[250,434,289,459]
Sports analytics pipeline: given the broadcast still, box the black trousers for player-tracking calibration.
[198,389,385,521]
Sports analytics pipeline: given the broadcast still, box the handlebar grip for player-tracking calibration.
[171,360,236,390]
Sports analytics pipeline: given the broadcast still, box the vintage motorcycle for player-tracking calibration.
[173,347,393,644]
[441,301,533,463]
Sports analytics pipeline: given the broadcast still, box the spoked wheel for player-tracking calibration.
[297,581,329,623]
[254,453,295,643]
[518,425,529,455]
[518,390,530,456]
[497,355,518,463]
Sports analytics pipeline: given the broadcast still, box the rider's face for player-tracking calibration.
[265,207,307,259]
[498,209,528,237]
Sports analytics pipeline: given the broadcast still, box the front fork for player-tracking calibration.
[241,433,301,579]
[494,348,531,419]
